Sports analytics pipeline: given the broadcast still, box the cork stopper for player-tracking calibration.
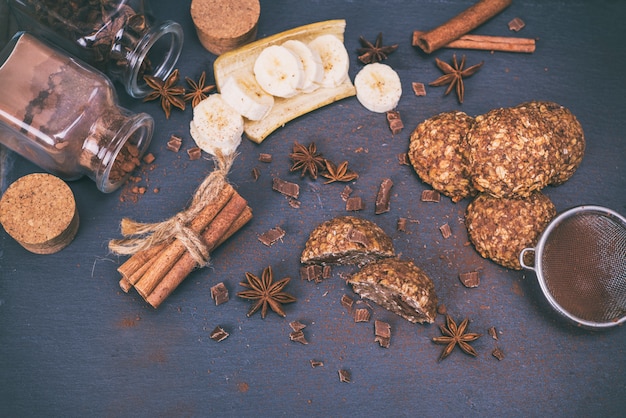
[0,173,79,254]
[190,0,261,55]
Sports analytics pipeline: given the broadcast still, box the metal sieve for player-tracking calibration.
[519,205,626,329]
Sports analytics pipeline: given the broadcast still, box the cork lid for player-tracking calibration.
[0,173,79,254]
[190,0,261,55]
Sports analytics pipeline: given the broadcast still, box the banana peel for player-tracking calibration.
[214,19,356,144]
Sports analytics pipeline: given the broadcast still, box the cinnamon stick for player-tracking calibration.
[118,242,168,291]
[145,205,253,308]
[125,184,235,295]
[134,190,246,299]
[412,31,535,53]
[415,0,512,53]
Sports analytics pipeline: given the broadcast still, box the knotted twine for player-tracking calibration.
[108,151,236,268]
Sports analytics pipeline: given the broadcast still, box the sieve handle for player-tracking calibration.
[519,247,536,271]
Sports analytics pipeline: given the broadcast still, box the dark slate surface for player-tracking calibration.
[1,1,625,416]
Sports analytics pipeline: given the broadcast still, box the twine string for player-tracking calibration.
[108,151,235,267]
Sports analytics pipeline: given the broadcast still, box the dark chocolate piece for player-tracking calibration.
[345,196,364,212]
[421,189,441,202]
[341,294,354,311]
[272,177,300,199]
[258,226,286,246]
[258,153,272,163]
[375,178,393,214]
[210,326,229,342]
[187,146,202,160]
[289,330,308,345]
[210,282,229,305]
[338,369,351,383]
[354,308,371,322]
[412,82,426,96]
[459,271,480,288]
[439,223,452,239]
[166,134,182,152]
[300,265,323,282]
[386,110,404,134]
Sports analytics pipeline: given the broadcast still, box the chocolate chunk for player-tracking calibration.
[258,153,272,163]
[287,198,301,208]
[459,271,480,288]
[142,153,155,164]
[310,360,324,368]
[289,330,308,345]
[347,228,370,247]
[421,189,441,202]
[492,347,505,361]
[289,320,306,332]
[258,226,285,246]
[300,265,323,282]
[386,110,404,134]
[354,308,371,322]
[508,17,525,32]
[187,146,202,160]
[322,265,332,279]
[340,185,353,201]
[341,294,354,311]
[338,369,351,383]
[272,177,300,199]
[210,282,229,305]
[346,196,364,212]
[397,153,410,166]
[210,326,229,342]
[375,178,393,214]
[412,82,426,96]
[374,320,391,347]
[439,223,452,239]
[166,135,182,152]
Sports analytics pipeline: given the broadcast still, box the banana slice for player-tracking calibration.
[220,74,274,121]
[190,94,244,157]
[308,34,350,88]
[253,45,304,98]
[282,39,324,93]
[213,20,356,143]
[354,63,402,113]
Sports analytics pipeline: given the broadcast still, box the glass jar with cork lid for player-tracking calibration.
[8,0,183,98]
[0,32,154,193]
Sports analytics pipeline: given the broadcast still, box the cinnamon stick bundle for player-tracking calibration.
[415,0,512,54]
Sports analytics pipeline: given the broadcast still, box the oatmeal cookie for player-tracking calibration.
[465,192,556,270]
[347,257,438,324]
[515,101,585,185]
[300,215,394,266]
[408,111,476,202]
[467,107,556,199]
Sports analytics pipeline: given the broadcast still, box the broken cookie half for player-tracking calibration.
[347,258,438,324]
[300,215,395,266]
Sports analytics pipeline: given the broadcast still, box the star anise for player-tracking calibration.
[184,71,215,108]
[432,315,482,362]
[429,54,484,104]
[289,141,326,179]
[357,32,399,64]
[321,160,359,184]
[237,266,296,318]
[143,68,186,118]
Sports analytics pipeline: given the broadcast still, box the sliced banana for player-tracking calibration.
[253,45,304,98]
[220,74,274,121]
[282,39,324,93]
[308,34,350,88]
[354,63,402,113]
[213,19,356,143]
[190,94,243,157]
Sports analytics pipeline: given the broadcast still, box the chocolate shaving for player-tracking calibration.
[508,17,526,32]
[397,153,410,166]
[338,369,351,383]
[289,320,306,332]
[492,347,505,361]
[341,294,354,312]
[272,177,300,199]
[322,265,332,279]
[397,217,407,232]
[210,282,229,305]
[459,271,480,288]
[187,146,202,160]
[374,320,391,348]
[258,226,286,246]
[340,185,353,201]
[386,110,404,134]
[346,196,364,211]
[347,228,370,247]
[251,167,260,181]
[488,326,498,340]
[421,189,441,202]
[210,326,229,342]
[354,308,371,322]
[439,223,452,239]
[289,330,308,344]
[375,178,393,214]
[166,135,182,152]
[310,360,324,368]
[412,81,427,96]
[300,265,323,282]
[287,198,301,209]
[258,153,272,163]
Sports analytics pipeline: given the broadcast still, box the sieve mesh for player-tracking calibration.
[540,210,626,324]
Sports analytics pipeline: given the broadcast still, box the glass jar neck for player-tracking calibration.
[111,19,184,98]
[81,109,153,193]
